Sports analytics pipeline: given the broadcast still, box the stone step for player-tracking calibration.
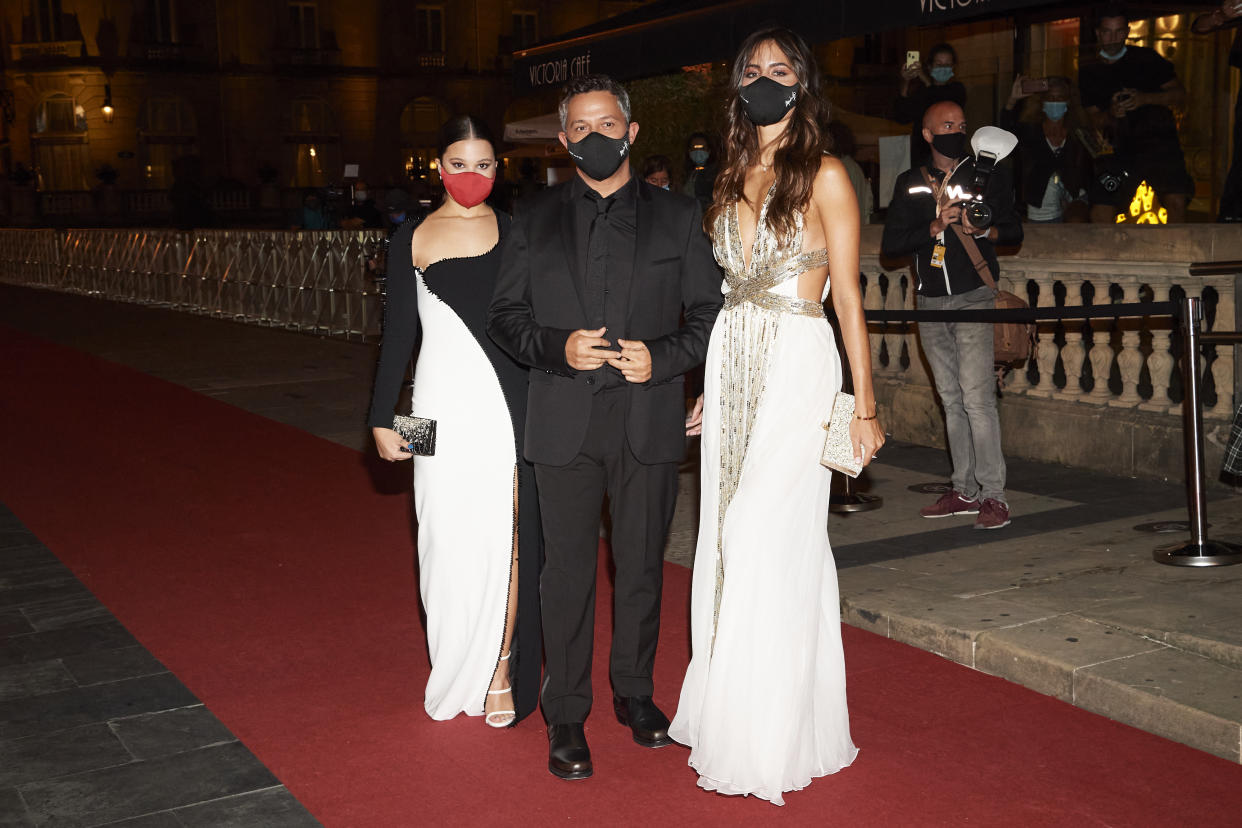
[842,598,1242,763]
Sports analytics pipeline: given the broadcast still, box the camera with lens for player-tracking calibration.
[958,126,1018,230]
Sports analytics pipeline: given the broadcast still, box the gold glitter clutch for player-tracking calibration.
[392,415,437,456]
[820,392,861,478]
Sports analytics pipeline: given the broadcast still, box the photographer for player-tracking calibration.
[881,101,1022,530]
[1079,3,1191,223]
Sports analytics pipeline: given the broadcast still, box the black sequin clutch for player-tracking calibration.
[392,415,437,456]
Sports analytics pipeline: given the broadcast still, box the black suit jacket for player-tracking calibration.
[487,177,722,467]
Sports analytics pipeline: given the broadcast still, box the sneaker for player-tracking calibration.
[974,498,1011,530]
[920,490,980,518]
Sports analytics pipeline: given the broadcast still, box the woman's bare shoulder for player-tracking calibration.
[814,154,850,189]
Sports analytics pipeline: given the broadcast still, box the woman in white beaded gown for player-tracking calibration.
[670,26,885,805]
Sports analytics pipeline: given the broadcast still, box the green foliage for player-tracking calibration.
[626,66,728,188]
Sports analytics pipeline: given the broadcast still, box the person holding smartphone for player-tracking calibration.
[1079,3,1191,222]
[895,43,967,166]
[1002,75,1092,222]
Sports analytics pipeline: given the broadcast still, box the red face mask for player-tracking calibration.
[441,170,494,208]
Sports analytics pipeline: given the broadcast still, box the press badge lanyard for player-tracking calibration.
[921,160,966,270]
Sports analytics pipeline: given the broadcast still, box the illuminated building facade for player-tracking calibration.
[0,0,642,213]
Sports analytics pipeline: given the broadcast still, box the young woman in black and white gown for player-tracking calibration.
[368,116,541,727]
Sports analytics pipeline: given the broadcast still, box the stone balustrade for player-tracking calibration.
[1,224,1238,483]
[860,224,1241,483]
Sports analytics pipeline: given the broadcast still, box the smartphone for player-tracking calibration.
[906,50,920,68]
[1021,77,1050,94]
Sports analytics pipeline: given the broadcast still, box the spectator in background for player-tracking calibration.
[681,132,718,212]
[1193,2,1242,220]
[341,180,384,229]
[380,189,418,235]
[1225,26,1242,222]
[289,190,333,230]
[895,43,967,166]
[517,158,542,200]
[1001,75,1092,222]
[826,120,873,224]
[641,154,673,189]
[1079,3,1191,223]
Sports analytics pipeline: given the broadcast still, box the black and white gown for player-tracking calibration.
[368,211,541,723]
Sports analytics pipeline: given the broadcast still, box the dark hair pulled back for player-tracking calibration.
[436,115,496,158]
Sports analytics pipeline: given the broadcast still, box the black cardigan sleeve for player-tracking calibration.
[366,220,421,429]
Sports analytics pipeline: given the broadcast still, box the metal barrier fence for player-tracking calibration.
[0,227,386,340]
[863,295,1242,568]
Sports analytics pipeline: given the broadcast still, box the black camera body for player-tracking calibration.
[962,151,1000,230]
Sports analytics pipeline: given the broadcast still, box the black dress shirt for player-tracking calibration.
[570,174,637,388]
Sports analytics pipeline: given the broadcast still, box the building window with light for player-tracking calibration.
[288,96,338,187]
[400,96,448,183]
[289,0,320,50]
[416,5,445,63]
[30,93,89,190]
[513,11,538,49]
[147,0,178,44]
[139,97,196,189]
[34,0,65,42]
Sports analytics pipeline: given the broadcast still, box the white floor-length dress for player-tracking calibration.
[670,186,859,805]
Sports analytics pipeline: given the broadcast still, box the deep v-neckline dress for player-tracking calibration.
[670,187,858,804]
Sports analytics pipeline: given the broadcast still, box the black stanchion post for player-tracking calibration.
[1153,295,1242,567]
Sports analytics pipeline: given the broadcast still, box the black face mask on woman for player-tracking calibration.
[930,131,971,161]
[567,131,631,182]
[739,76,798,126]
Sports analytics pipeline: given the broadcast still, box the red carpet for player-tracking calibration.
[3,323,1242,827]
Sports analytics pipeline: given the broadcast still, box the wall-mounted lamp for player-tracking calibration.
[101,83,115,124]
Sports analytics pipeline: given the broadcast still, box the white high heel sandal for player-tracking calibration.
[485,652,515,728]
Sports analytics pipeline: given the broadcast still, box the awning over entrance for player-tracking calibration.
[513,0,1056,94]
[502,112,562,143]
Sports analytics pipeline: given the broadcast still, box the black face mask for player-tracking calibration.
[739,76,798,126]
[931,132,970,160]
[567,131,631,182]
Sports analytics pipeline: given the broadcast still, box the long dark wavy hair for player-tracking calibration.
[705,26,832,243]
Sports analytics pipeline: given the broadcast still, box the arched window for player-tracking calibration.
[287,96,339,187]
[31,93,89,190]
[399,97,448,182]
[139,96,197,188]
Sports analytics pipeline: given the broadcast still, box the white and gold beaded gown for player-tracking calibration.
[670,185,858,805]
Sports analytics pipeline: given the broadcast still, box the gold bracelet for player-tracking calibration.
[855,411,878,421]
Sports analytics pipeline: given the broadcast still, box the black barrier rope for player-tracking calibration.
[863,300,1178,324]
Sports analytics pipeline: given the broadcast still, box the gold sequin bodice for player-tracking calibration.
[712,185,829,319]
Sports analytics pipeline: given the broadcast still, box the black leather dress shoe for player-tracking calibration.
[613,694,673,748]
[547,723,592,780]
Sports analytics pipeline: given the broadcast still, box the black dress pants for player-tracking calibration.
[534,386,679,725]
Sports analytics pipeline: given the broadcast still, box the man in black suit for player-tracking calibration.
[488,74,721,780]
